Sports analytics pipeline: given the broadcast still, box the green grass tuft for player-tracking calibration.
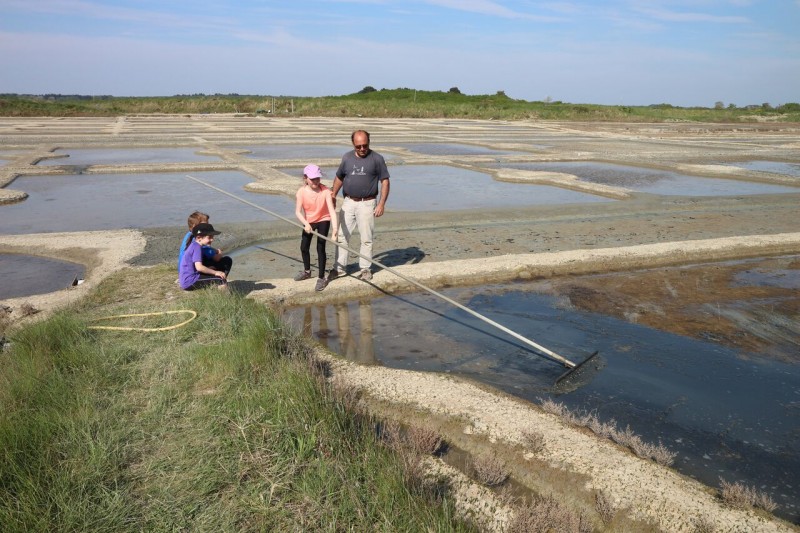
[0,275,474,531]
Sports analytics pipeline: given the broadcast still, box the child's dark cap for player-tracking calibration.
[192,222,221,237]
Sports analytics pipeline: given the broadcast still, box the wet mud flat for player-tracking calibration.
[551,255,800,363]
[282,256,800,522]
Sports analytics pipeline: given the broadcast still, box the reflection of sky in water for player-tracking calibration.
[235,144,349,160]
[36,147,220,166]
[284,276,800,522]
[0,171,294,234]
[493,161,800,196]
[0,254,84,299]
[721,160,800,177]
[733,267,800,289]
[388,165,613,210]
[387,143,516,156]
[507,136,597,143]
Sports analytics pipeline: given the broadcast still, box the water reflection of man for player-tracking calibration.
[334,301,376,365]
[302,306,332,350]
[302,307,313,337]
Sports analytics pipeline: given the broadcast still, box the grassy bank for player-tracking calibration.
[0,265,473,532]
[2,90,799,122]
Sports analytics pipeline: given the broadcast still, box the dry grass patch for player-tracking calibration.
[719,479,777,512]
[379,419,404,451]
[471,454,508,487]
[691,514,717,533]
[594,490,616,524]
[407,425,444,456]
[508,494,592,533]
[0,308,11,336]
[378,419,444,456]
[19,302,39,317]
[540,398,676,466]
[521,429,545,454]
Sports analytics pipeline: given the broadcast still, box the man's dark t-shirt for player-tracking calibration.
[335,150,390,198]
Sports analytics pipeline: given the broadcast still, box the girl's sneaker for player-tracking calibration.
[315,278,328,291]
[294,270,311,281]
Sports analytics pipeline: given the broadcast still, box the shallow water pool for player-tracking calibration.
[721,160,800,178]
[36,147,220,166]
[0,171,294,234]
[491,161,800,196]
[388,165,614,210]
[235,144,349,160]
[387,143,517,156]
[0,254,84,299]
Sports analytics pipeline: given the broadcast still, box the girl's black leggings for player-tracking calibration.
[300,221,331,277]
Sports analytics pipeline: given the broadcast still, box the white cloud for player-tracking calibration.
[420,0,564,21]
[538,2,583,15]
[633,6,749,24]
[421,0,519,17]
[1,0,240,33]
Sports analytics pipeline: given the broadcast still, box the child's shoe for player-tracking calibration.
[294,270,312,281]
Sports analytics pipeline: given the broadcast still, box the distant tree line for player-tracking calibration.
[2,91,799,122]
[649,101,799,112]
[0,93,267,100]
[351,88,799,111]
[0,94,115,101]
[2,91,798,111]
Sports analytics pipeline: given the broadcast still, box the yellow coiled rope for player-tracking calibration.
[88,310,197,332]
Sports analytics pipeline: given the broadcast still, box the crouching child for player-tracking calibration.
[179,223,231,291]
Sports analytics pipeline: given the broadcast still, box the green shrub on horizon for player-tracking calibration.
[2,90,798,122]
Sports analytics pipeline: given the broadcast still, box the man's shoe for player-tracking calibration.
[358,268,372,281]
[294,270,311,281]
[315,278,328,291]
[327,269,342,281]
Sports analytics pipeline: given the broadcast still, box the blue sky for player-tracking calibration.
[1,0,798,106]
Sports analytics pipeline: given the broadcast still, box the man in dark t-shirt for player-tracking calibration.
[328,130,390,282]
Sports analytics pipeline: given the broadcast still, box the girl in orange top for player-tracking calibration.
[294,164,339,291]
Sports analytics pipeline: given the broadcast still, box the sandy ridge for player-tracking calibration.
[325,352,792,532]
[493,168,633,199]
[249,232,800,307]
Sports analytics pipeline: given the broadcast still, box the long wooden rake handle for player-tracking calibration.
[186,174,578,369]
